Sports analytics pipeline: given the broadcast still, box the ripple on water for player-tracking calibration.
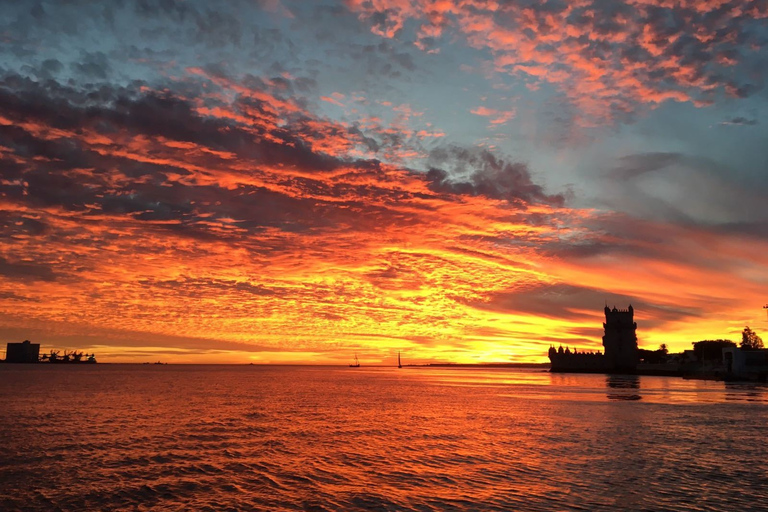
[1,366,767,511]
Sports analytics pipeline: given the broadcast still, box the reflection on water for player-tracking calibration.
[0,365,766,512]
[725,382,768,403]
[606,374,642,401]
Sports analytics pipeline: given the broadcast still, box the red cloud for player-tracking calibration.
[347,0,767,123]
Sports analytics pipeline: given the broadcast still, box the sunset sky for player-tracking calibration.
[1,0,767,363]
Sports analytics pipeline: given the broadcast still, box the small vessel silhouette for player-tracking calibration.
[349,354,360,368]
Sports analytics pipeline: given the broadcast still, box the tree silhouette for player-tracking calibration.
[693,339,735,361]
[638,347,667,364]
[741,326,764,350]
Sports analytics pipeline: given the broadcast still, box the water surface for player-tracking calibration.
[1,365,766,511]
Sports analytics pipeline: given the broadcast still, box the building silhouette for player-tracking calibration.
[4,340,40,363]
[602,305,638,372]
[549,305,639,373]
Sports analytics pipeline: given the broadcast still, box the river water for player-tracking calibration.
[1,365,766,511]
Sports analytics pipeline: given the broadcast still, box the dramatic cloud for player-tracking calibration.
[426,146,564,206]
[0,0,766,363]
[0,70,578,362]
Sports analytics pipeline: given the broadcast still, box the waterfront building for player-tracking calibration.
[722,346,768,381]
[4,340,40,363]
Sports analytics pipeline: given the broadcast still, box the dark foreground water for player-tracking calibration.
[1,365,767,511]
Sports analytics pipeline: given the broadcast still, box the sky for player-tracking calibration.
[0,0,767,364]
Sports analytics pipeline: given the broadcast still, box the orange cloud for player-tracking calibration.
[347,0,767,123]
[321,95,344,107]
[471,106,516,125]
[0,69,765,365]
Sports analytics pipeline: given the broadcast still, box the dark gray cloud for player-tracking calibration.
[24,58,63,80]
[0,72,339,175]
[426,146,565,206]
[319,37,421,82]
[720,116,759,126]
[0,256,59,282]
[471,283,703,335]
[0,212,49,238]
[593,152,768,238]
[0,70,559,271]
[131,0,245,48]
[139,277,281,297]
[610,152,682,180]
[0,291,41,302]
[0,75,331,245]
[70,51,111,80]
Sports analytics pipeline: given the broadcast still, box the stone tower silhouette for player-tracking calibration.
[602,305,638,371]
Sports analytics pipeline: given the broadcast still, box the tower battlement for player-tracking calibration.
[549,304,639,373]
[602,304,638,371]
[604,304,634,318]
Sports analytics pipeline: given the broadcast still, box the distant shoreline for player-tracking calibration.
[415,362,550,368]
[1,361,552,367]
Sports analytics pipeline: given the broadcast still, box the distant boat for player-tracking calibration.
[349,354,360,368]
[398,351,402,369]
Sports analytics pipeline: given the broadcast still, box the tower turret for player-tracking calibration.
[602,304,638,372]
